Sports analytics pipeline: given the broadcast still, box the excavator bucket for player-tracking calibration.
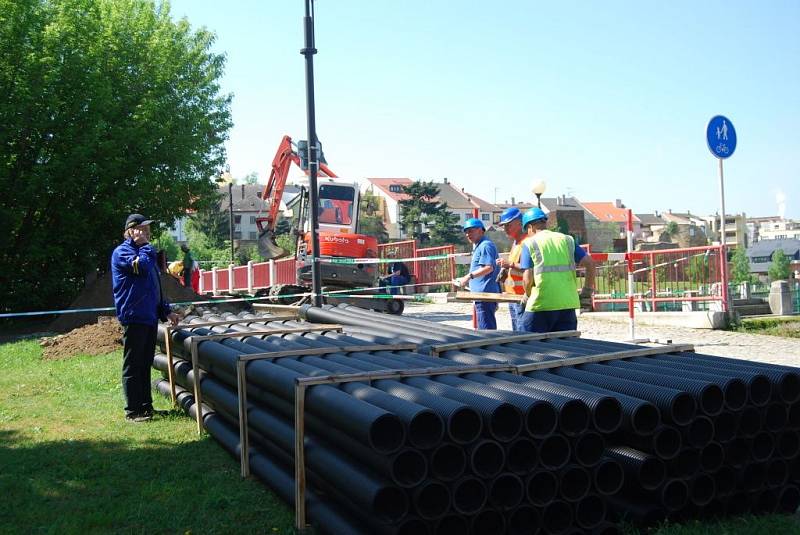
[257,230,288,260]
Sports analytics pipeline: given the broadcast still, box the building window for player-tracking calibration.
[389,185,402,193]
[250,216,256,224]
[234,215,241,224]
[233,231,242,240]
[465,213,472,221]
[481,213,490,221]
[249,232,257,240]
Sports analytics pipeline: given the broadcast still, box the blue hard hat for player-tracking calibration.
[521,207,548,228]
[463,218,484,231]
[498,207,522,225]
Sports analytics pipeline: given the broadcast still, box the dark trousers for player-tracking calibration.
[474,302,498,330]
[122,323,157,416]
[380,275,409,295]
[508,302,524,331]
[183,269,192,287]
[519,309,577,333]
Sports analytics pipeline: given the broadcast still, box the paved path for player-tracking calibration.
[403,301,800,367]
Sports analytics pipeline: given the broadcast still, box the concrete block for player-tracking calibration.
[769,280,793,315]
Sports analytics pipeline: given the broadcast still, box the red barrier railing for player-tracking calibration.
[416,245,456,286]
[378,240,416,277]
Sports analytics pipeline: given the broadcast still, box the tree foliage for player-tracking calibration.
[357,189,388,243]
[768,249,791,282]
[398,181,458,245]
[0,0,232,311]
[730,246,755,284]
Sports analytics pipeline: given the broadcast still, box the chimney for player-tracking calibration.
[615,199,622,208]
[655,210,659,217]
[511,196,515,205]
[668,208,672,214]
[443,177,448,184]
[241,184,245,199]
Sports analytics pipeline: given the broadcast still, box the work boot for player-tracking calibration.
[142,407,169,418]
[125,412,152,423]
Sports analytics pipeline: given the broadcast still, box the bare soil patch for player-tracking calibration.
[41,316,123,360]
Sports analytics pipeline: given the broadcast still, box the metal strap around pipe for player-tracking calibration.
[514,344,695,373]
[428,330,581,356]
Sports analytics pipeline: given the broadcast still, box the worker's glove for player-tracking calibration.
[578,287,593,309]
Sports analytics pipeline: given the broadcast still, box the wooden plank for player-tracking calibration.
[429,331,581,356]
[514,344,695,373]
[451,291,522,303]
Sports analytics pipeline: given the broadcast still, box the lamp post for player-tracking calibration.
[532,180,547,208]
[220,168,235,263]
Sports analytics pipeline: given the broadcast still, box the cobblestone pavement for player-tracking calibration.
[403,301,800,367]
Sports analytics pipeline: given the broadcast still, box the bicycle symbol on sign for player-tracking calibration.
[715,144,729,155]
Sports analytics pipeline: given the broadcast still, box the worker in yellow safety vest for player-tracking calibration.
[518,207,595,333]
[495,207,527,331]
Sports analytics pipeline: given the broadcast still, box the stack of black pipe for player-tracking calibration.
[154,303,800,534]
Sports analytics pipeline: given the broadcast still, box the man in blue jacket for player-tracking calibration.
[458,218,501,329]
[112,214,179,422]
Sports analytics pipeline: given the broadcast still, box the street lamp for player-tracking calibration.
[218,168,235,263]
[532,180,547,208]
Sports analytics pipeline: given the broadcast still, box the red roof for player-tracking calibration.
[582,202,641,223]
[366,178,414,202]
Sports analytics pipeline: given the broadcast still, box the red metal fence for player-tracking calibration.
[416,245,456,286]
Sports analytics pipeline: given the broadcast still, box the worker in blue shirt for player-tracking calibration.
[458,218,501,329]
[111,213,179,422]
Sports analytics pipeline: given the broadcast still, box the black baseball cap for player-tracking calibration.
[125,213,155,230]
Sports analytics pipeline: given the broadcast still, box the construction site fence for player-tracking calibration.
[198,241,457,295]
[589,244,727,313]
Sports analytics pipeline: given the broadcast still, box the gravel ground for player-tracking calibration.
[403,301,800,368]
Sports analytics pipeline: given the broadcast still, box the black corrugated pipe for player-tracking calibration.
[623,425,682,460]
[153,380,375,535]
[649,478,689,511]
[541,500,573,534]
[591,521,621,535]
[559,464,592,503]
[433,514,469,535]
[487,371,621,434]
[713,465,737,496]
[160,325,406,453]
[428,442,466,481]
[739,462,767,491]
[507,505,540,535]
[636,355,773,407]
[737,405,763,438]
[724,492,750,516]
[592,458,625,496]
[439,374,587,437]
[320,354,483,445]
[469,508,506,535]
[573,494,607,530]
[488,473,524,510]
[725,437,750,468]
[539,434,572,470]
[530,371,660,435]
[764,403,789,432]
[573,431,605,467]
[667,448,700,479]
[751,431,776,462]
[688,473,715,506]
[505,437,539,474]
[792,457,800,482]
[526,470,559,506]
[467,439,506,478]
[767,458,789,488]
[550,367,697,426]
[155,354,426,488]
[682,415,715,448]
[753,488,779,514]
[789,403,800,428]
[577,362,724,417]
[777,485,800,514]
[450,476,487,515]
[713,411,737,443]
[699,442,724,472]
[411,481,451,520]
[608,358,748,411]
[606,496,665,526]
[605,446,665,491]
[777,430,800,459]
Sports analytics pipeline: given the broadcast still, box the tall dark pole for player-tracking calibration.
[229,182,234,263]
[302,0,322,306]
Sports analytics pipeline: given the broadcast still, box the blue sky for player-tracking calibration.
[168,0,799,219]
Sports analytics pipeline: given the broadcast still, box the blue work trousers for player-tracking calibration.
[519,309,577,333]
[474,302,498,330]
[508,302,524,331]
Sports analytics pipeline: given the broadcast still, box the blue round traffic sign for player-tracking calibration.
[706,115,736,159]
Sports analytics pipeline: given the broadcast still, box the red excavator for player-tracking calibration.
[255,135,403,314]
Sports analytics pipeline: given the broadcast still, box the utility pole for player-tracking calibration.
[302,0,322,307]
[228,181,234,263]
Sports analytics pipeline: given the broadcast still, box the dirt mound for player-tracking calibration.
[41,316,123,360]
[49,271,206,333]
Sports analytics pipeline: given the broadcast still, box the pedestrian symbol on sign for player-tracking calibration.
[706,115,736,159]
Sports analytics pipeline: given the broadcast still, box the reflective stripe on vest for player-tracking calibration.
[524,230,580,312]
[505,242,526,295]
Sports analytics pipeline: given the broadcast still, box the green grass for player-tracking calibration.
[732,316,800,338]
[1,339,798,534]
[0,340,294,534]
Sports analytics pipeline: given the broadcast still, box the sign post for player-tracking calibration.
[706,115,737,313]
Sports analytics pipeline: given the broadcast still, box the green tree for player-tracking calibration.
[730,246,755,284]
[151,232,179,262]
[357,189,388,243]
[665,221,679,241]
[399,181,451,244]
[242,171,259,185]
[768,249,791,281]
[188,197,228,249]
[0,0,232,311]
[427,209,462,247]
[549,217,570,235]
[688,253,710,282]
